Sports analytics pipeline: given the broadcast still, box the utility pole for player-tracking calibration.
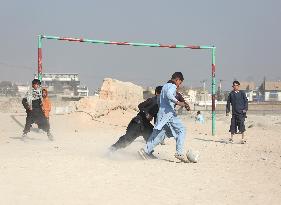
[200,80,207,110]
[218,79,223,101]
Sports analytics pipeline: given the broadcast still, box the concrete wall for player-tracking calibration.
[265,91,281,101]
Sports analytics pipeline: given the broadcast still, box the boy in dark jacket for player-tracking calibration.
[226,80,248,144]
[22,79,53,141]
[109,86,162,151]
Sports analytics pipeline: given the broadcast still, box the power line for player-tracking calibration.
[0,61,34,71]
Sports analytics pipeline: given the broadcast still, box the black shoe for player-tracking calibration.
[241,139,247,144]
[109,146,118,152]
[47,132,54,141]
[22,133,27,140]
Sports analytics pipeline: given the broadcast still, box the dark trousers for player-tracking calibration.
[111,115,153,150]
[23,109,50,134]
[229,114,246,134]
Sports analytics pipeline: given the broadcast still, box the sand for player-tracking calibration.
[0,110,281,205]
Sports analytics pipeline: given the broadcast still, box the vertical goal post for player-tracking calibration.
[37,34,216,136]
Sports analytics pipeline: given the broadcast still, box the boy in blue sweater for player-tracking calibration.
[226,81,248,144]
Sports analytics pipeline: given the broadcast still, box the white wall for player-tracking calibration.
[245,91,253,101]
[265,91,281,101]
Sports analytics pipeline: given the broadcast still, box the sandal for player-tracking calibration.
[174,153,189,163]
[241,140,247,144]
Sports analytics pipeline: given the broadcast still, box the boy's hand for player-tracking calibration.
[176,101,185,107]
[146,113,153,121]
[184,102,190,111]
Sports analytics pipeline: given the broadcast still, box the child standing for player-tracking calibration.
[42,89,51,120]
[22,79,53,141]
[226,80,248,144]
[196,111,204,124]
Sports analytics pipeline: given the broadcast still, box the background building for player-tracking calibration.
[239,81,256,101]
[0,81,18,96]
[41,73,89,97]
[262,81,281,101]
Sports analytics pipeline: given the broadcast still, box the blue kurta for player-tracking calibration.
[145,82,186,155]
[154,82,178,130]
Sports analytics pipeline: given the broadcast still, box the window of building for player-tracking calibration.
[269,91,278,100]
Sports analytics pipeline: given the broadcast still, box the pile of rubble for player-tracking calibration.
[0,97,24,113]
[75,78,143,118]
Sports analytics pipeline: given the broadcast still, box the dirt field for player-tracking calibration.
[0,109,280,205]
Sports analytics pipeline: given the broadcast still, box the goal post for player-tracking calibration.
[37,34,216,136]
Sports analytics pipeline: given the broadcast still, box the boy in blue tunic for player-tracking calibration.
[138,72,189,162]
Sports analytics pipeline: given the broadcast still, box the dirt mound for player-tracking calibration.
[0,97,24,113]
[99,78,143,102]
[75,78,143,117]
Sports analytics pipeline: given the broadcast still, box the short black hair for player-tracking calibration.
[197,111,201,114]
[232,80,240,86]
[155,86,163,95]
[32,79,41,85]
[171,72,184,81]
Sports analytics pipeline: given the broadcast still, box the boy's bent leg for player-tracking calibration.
[111,121,141,150]
[36,113,53,140]
[175,129,186,155]
[237,115,246,133]
[229,115,237,135]
[170,117,186,155]
[144,128,166,154]
[238,115,246,143]
[33,109,49,132]
[23,112,33,134]
[142,122,153,142]
[241,132,246,144]
[46,119,54,141]
[37,117,50,134]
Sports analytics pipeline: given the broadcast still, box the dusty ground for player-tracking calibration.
[0,110,280,205]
